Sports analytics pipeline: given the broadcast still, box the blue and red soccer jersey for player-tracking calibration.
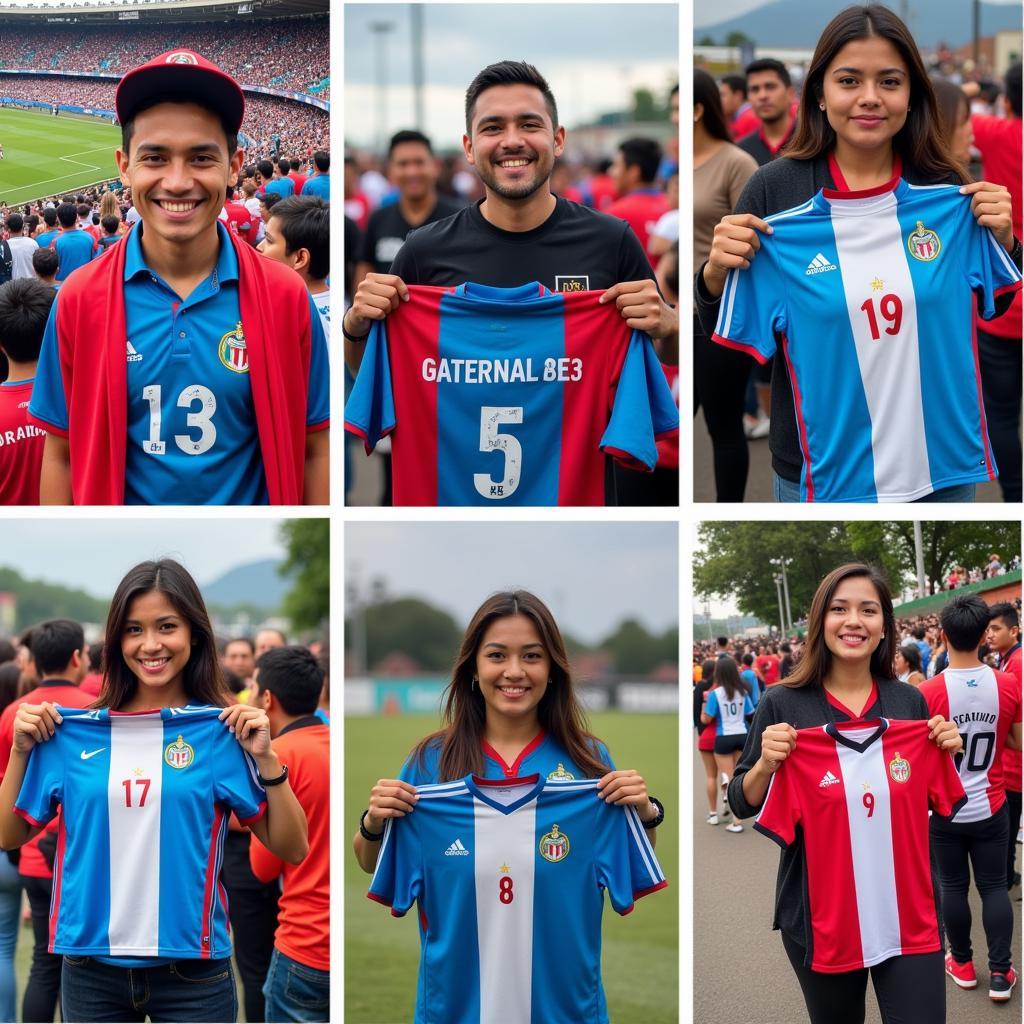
[713,178,1023,502]
[368,774,666,1024]
[344,282,679,506]
[15,706,266,960]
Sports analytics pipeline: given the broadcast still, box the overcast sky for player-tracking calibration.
[0,518,289,598]
[344,3,678,149]
[693,0,1020,23]
[346,522,677,644]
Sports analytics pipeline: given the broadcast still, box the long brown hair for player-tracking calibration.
[783,563,896,689]
[784,4,968,184]
[98,559,230,710]
[410,590,609,781]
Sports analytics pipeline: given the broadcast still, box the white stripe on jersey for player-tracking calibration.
[625,805,664,887]
[834,739,901,967]
[108,715,164,955]
[827,191,932,499]
[943,666,1000,823]
[474,797,536,1024]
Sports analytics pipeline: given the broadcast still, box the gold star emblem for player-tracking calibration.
[133,767,144,776]
[500,863,510,874]
[871,277,884,291]
[862,781,871,791]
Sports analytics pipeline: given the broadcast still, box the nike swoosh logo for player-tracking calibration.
[80,749,106,760]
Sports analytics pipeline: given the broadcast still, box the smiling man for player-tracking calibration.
[27,50,329,505]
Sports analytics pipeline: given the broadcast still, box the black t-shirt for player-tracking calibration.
[360,194,465,275]
[389,196,654,290]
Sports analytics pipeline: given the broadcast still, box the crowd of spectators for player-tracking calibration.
[0,17,329,97]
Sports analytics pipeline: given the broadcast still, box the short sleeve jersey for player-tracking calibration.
[52,230,95,282]
[29,222,330,505]
[15,705,266,959]
[344,281,679,506]
[704,687,754,735]
[713,178,1023,502]
[368,774,666,1024]
[755,718,965,972]
[0,380,45,504]
[920,665,1022,823]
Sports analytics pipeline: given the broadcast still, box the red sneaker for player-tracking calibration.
[945,954,977,989]
[990,967,1017,1002]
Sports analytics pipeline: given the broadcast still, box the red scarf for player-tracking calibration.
[43,225,316,504]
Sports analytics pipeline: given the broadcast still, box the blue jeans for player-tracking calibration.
[263,948,329,1022]
[61,955,237,1023]
[0,856,20,1023]
[772,473,977,503]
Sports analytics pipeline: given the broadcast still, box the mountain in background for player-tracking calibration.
[203,559,293,612]
[696,0,1021,50]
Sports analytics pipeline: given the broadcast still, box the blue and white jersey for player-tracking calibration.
[368,774,667,1024]
[399,730,615,785]
[15,705,266,960]
[713,178,1022,502]
[704,688,754,736]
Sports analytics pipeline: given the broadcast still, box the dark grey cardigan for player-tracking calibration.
[727,677,931,953]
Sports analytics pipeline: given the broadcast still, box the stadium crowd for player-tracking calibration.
[0,18,329,97]
[0,616,329,1023]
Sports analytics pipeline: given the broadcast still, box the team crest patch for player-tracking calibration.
[164,734,195,769]
[554,275,590,293]
[547,763,575,781]
[539,824,570,862]
[166,51,199,65]
[888,752,910,784]
[218,322,249,373]
[907,221,941,262]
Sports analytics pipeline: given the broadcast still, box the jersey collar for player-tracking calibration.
[123,220,239,286]
[825,151,903,195]
[825,717,890,752]
[825,679,879,720]
[481,730,546,778]
[465,773,545,814]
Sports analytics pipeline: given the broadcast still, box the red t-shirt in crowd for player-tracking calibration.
[755,654,780,685]
[606,189,670,266]
[0,380,45,505]
[999,644,1022,794]
[288,171,308,195]
[221,201,255,247]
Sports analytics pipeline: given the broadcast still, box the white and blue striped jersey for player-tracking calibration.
[713,178,1022,502]
[705,687,754,736]
[368,774,667,1024]
[14,706,266,959]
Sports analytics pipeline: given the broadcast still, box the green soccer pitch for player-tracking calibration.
[0,107,120,207]
[345,710,679,1024]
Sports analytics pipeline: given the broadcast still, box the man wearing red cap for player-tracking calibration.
[28,50,330,505]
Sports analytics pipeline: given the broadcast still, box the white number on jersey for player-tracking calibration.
[140,385,218,456]
[474,406,523,500]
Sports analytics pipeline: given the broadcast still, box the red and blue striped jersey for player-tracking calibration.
[15,706,266,960]
[344,282,679,506]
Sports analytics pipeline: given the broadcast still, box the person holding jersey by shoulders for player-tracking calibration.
[0,559,308,1024]
[353,589,664,877]
[695,4,1021,504]
[702,657,754,833]
[728,563,963,1023]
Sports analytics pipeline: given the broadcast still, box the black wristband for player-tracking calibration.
[258,763,289,787]
[360,809,385,841]
[342,315,372,343]
[642,796,665,829]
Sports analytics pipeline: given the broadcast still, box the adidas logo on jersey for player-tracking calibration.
[126,340,143,363]
[819,771,841,788]
[805,253,838,276]
[444,839,470,857]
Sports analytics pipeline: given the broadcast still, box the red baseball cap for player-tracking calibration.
[116,49,245,136]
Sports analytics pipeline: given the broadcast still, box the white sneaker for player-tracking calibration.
[720,772,730,787]
[706,813,719,825]
[744,411,770,439]
[725,822,744,833]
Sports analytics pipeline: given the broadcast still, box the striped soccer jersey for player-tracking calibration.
[344,282,680,506]
[368,774,667,1024]
[920,665,1022,823]
[755,718,965,972]
[713,178,1023,502]
[14,706,266,959]
[704,687,754,735]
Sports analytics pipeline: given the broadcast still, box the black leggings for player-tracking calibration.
[782,931,945,1024]
[1006,788,1021,884]
[977,326,1022,503]
[931,806,1013,972]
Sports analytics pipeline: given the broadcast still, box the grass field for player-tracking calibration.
[0,107,120,207]
[345,711,678,1024]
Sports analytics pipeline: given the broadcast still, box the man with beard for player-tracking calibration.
[343,60,677,372]
[736,58,797,167]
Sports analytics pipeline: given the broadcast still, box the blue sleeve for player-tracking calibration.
[595,802,667,915]
[711,243,786,364]
[398,743,438,785]
[744,695,755,717]
[344,319,395,452]
[704,690,720,719]
[594,739,616,771]
[600,331,680,471]
[15,734,63,828]
[212,727,267,824]
[27,299,69,432]
[306,294,330,428]
[962,209,1023,320]
[368,814,423,915]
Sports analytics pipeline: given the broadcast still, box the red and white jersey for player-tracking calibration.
[921,665,1021,822]
[999,645,1022,794]
[756,718,964,973]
